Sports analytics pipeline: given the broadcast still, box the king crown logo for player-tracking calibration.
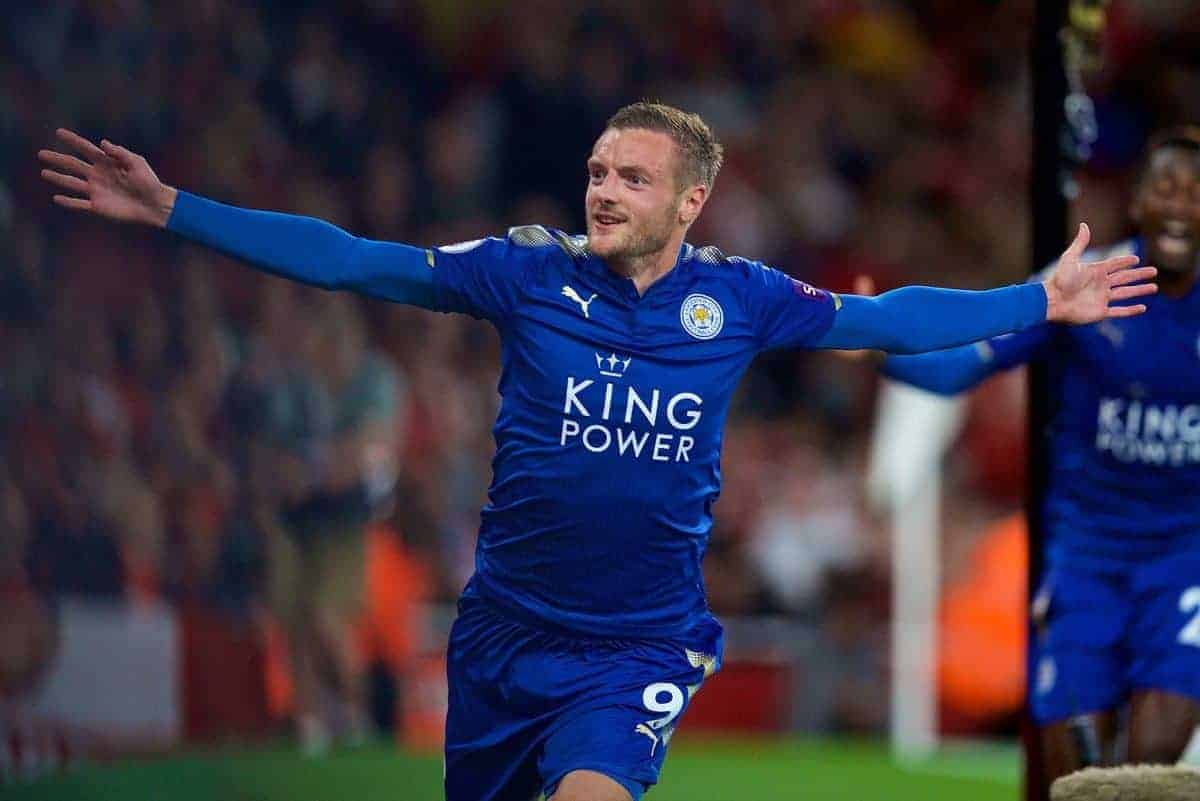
[595,352,632,378]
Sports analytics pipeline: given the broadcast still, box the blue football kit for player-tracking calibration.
[884,238,1200,724]
[166,191,1049,799]
[430,229,842,799]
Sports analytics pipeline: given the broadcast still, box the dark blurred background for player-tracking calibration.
[3,0,1200,770]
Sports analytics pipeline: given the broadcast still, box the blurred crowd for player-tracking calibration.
[3,0,1200,736]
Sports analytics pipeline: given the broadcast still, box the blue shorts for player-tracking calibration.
[444,595,723,801]
[1029,549,1200,724]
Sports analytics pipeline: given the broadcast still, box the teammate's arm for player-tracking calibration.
[879,324,1052,395]
[815,224,1154,352]
[39,129,439,307]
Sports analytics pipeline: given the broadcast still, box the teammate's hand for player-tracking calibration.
[38,129,177,228]
[1043,223,1158,324]
[850,274,876,298]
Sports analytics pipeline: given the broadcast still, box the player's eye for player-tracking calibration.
[627,174,646,186]
[588,168,604,182]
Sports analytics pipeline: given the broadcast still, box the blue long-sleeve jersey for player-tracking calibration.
[168,191,1046,637]
[885,238,1200,566]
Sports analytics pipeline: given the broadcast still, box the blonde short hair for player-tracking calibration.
[606,101,725,191]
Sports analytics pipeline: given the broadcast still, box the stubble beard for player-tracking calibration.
[590,205,678,266]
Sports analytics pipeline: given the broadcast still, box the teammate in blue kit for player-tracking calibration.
[882,127,1200,790]
[39,103,1155,801]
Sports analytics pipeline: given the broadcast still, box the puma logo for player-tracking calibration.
[634,723,659,757]
[562,285,598,318]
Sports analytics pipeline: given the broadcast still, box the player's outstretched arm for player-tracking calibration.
[845,274,1054,395]
[826,277,1047,395]
[38,129,438,308]
[815,224,1156,353]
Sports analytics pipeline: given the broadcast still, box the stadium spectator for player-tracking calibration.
[265,296,403,754]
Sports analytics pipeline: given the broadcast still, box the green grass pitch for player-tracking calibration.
[8,737,1019,801]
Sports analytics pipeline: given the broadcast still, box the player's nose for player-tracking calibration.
[589,172,619,205]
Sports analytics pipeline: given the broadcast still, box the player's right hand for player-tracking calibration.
[38,129,177,228]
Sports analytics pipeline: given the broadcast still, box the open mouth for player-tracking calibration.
[592,212,626,230]
[1156,219,1195,257]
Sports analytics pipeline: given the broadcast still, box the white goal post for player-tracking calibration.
[866,379,966,760]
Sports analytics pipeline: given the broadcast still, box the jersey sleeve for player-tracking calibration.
[427,234,537,323]
[744,262,839,351]
[881,323,1053,395]
[985,323,1055,369]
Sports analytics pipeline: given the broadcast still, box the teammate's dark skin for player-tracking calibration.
[1039,136,1200,791]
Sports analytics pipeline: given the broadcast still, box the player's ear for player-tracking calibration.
[678,183,708,226]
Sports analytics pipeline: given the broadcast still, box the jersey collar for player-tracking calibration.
[583,243,692,303]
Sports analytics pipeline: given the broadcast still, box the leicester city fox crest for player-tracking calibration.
[680,293,724,340]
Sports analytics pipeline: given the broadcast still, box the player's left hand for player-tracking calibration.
[1044,223,1158,324]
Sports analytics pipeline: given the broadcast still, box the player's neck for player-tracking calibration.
[614,253,673,295]
[607,234,686,296]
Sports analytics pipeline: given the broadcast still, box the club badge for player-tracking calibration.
[680,293,724,340]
